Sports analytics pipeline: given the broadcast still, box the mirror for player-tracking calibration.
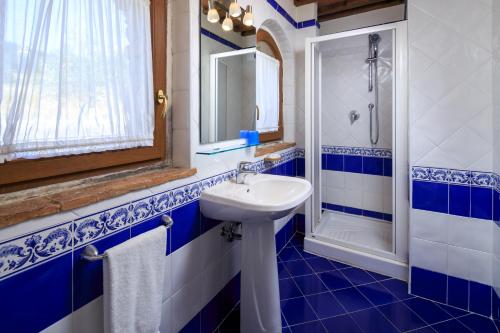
[200,0,257,145]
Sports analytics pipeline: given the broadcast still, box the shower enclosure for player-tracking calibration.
[304,22,408,279]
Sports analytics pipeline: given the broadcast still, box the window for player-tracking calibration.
[256,29,283,143]
[0,0,167,191]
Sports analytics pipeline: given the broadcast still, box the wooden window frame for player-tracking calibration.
[0,0,168,192]
[256,29,284,143]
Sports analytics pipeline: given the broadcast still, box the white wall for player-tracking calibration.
[319,4,405,35]
[408,0,494,285]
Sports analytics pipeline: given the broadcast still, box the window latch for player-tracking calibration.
[157,89,168,119]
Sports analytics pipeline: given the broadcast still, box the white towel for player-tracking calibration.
[103,226,166,333]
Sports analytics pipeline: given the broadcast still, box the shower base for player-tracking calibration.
[305,210,408,280]
[316,210,392,252]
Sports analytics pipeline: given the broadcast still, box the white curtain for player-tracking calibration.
[256,50,279,133]
[0,0,154,162]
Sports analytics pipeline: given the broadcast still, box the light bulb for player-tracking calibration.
[207,1,220,23]
[242,5,253,26]
[229,0,241,18]
[222,13,233,31]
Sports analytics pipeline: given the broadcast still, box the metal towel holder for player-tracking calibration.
[81,214,173,262]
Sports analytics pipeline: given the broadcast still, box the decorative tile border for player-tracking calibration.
[73,170,237,248]
[266,0,318,30]
[412,166,497,188]
[0,222,73,280]
[322,145,392,158]
[200,28,242,50]
[0,148,302,280]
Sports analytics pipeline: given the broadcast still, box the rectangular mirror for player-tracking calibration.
[200,0,257,145]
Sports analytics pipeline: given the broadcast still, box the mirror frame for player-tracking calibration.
[256,29,283,143]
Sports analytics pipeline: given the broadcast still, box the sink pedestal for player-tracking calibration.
[241,219,281,333]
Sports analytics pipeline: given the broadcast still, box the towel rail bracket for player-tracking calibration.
[81,214,173,262]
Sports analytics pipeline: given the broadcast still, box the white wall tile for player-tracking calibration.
[447,215,493,254]
[171,235,204,293]
[159,298,173,333]
[410,210,448,244]
[72,297,104,333]
[171,273,203,333]
[411,237,448,275]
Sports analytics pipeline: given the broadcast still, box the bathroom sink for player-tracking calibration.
[200,173,312,333]
[200,174,312,222]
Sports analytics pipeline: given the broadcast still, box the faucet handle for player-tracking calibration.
[238,161,252,171]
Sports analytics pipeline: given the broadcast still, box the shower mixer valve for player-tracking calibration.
[349,110,360,124]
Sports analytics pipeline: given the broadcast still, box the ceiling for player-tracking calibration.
[295,0,405,22]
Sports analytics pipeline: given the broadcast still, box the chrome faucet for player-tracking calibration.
[236,161,256,184]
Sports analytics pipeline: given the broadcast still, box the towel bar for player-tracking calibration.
[81,214,173,262]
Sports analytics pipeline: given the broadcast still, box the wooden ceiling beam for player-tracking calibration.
[318,0,404,22]
[319,0,389,15]
[294,0,318,6]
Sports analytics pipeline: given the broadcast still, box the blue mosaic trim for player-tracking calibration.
[322,145,392,158]
[200,28,242,50]
[266,0,318,30]
[412,166,496,188]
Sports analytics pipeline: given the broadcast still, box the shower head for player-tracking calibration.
[369,34,380,53]
[369,34,381,44]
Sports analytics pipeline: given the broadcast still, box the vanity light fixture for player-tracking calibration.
[207,0,220,23]
[229,0,242,18]
[243,5,254,26]
[222,13,233,31]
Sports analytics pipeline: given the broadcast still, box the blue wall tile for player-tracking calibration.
[447,276,469,310]
[276,226,287,252]
[201,215,222,234]
[296,214,305,234]
[363,210,385,220]
[297,158,305,177]
[171,201,201,252]
[383,158,392,177]
[322,154,327,170]
[412,181,448,214]
[493,190,500,223]
[0,254,72,333]
[327,203,344,213]
[344,206,363,216]
[471,187,493,220]
[73,229,130,310]
[327,154,343,171]
[363,157,384,176]
[344,155,362,173]
[411,267,447,303]
[469,281,492,317]
[180,313,201,333]
[201,273,241,333]
[449,185,471,217]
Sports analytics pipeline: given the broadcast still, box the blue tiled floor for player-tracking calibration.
[217,234,498,333]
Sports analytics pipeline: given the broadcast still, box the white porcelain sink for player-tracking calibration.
[200,174,312,333]
[200,174,312,222]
